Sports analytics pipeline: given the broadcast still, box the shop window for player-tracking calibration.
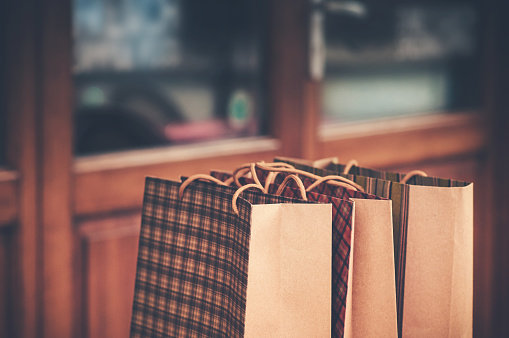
[73,0,268,155]
[317,0,481,124]
[0,107,5,166]
[0,5,6,166]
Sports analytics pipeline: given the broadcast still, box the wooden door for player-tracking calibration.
[1,0,507,337]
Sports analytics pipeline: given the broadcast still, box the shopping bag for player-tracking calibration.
[130,176,334,337]
[275,157,473,337]
[243,195,332,337]
[212,169,398,337]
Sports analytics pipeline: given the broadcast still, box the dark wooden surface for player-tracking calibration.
[486,0,509,335]
[4,0,39,336]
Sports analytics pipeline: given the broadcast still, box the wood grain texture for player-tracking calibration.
[39,0,76,336]
[301,82,321,160]
[74,141,279,216]
[0,171,18,227]
[3,0,39,336]
[318,113,486,168]
[269,0,311,157]
[79,213,141,338]
[0,233,12,338]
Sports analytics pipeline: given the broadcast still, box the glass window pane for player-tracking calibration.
[321,0,481,124]
[72,0,267,155]
[0,4,6,166]
[0,105,5,166]
[0,104,4,166]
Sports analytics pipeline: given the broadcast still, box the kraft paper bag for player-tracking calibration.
[275,157,473,338]
[345,198,397,338]
[245,203,332,338]
[403,184,473,338]
[212,170,398,338]
[269,178,398,338]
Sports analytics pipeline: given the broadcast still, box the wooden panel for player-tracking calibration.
[486,0,509,335]
[39,0,75,336]
[301,82,321,160]
[269,0,312,157]
[79,213,141,338]
[74,138,280,216]
[319,113,486,168]
[383,155,480,182]
[0,171,18,227]
[0,232,12,338]
[4,0,39,336]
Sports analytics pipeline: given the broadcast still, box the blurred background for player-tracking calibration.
[1,0,508,337]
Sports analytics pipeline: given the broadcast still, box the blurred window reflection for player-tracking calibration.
[73,0,267,155]
[321,0,480,123]
[0,107,5,166]
[0,11,5,166]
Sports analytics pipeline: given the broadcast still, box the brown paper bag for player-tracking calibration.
[275,157,473,337]
[269,177,398,338]
[245,203,332,337]
[402,184,473,337]
[345,198,398,338]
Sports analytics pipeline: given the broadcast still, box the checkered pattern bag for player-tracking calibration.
[130,177,335,337]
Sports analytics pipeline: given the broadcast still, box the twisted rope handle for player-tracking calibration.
[275,174,307,200]
[179,174,228,199]
[231,183,265,216]
[223,167,250,186]
[232,162,295,188]
[400,170,428,184]
[306,175,360,192]
[342,159,359,174]
[256,162,364,192]
[232,163,255,188]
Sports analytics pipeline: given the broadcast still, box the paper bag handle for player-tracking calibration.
[342,159,429,185]
[256,162,365,192]
[400,170,428,184]
[232,162,295,188]
[224,167,250,186]
[231,163,265,190]
[275,174,308,200]
[179,174,228,199]
[306,175,360,192]
[342,159,359,174]
[232,183,266,216]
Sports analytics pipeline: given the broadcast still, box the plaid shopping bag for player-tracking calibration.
[130,176,339,337]
[275,157,473,338]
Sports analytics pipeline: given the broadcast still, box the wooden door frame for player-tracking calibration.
[4,0,76,336]
[4,0,39,337]
[1,0,504,337]
[37,0,76,336]
[485,0,509,335]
